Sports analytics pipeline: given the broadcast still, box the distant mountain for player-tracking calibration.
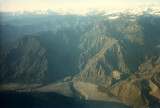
[0,13,160,107]
[1,8,160,44]
[1,6,160,16]
[0,14,92,44]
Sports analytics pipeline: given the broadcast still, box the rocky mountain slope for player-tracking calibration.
[0,14,160,107]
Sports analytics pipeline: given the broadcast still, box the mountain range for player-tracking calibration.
[0,10,160,107]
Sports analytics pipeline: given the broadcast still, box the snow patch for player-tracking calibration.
[108,16,119,20]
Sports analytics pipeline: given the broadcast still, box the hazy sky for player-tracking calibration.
[0,0,160,11]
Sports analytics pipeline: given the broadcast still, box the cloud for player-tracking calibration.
[0,0,160,12]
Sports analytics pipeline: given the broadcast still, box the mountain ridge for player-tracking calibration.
[0,13,160,107]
